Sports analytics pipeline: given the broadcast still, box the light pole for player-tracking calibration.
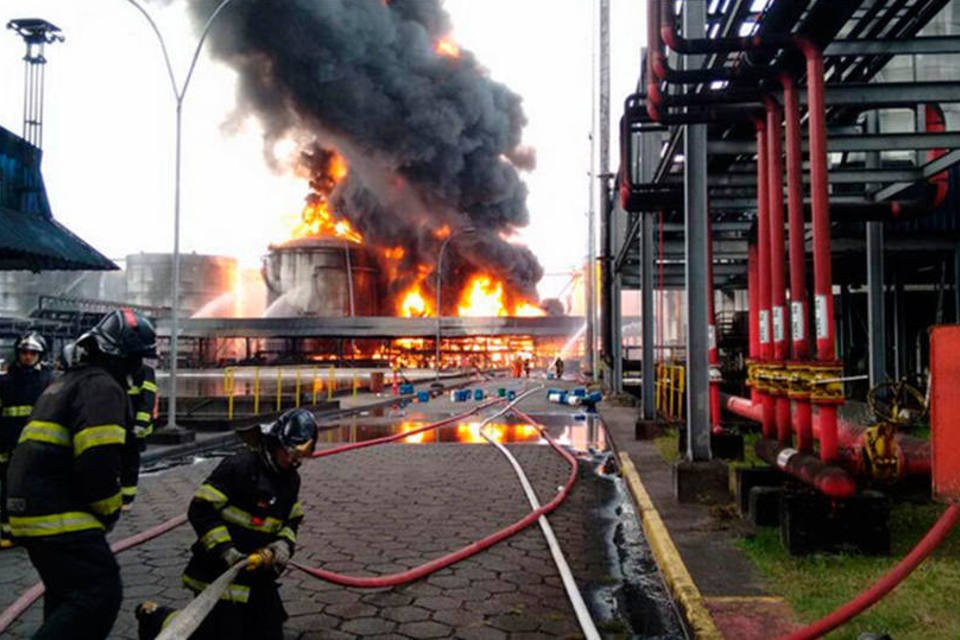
[435,227,476,379]
[123,0,234,438]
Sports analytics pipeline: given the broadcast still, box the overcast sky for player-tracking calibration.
[0,0,643,300]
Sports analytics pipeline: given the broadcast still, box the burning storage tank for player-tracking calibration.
[126,253,237,316]
[262,237,378,317]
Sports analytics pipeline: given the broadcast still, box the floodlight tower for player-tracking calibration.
[6,18,64,149]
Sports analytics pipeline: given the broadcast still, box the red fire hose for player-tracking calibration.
[779,504,960,640]
[0,514,189,635]
[293,400,578,587]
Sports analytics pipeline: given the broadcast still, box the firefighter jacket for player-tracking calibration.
[5,365,132,538]
[0,363,53,462]
[128,364,157,440]
[183,449,303,603]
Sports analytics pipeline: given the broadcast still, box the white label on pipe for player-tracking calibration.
[791,301,805,342]
[708,324,717,351]
[776,447,799,469]
[772,305,785,343]
[815,294,829,340]
[759,310,770,344]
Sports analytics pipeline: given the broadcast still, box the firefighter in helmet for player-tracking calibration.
[0,332,54,549]
[136,408,318,640]
[121,360,158,510]
[5,309,156,639]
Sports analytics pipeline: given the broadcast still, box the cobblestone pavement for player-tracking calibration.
[1,386,682,639]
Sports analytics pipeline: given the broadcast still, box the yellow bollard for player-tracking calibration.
[327,366,335,401]
[253,367,261,416]
[352,373,359,398]
[276,368,283,412]
[224,368,236,421]
[312,367,319,405]
[679,366,686,420]
[295,370,302,408]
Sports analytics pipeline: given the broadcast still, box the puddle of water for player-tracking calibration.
[315,413,608,452]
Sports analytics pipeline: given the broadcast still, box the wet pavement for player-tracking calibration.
[0,379,685,639]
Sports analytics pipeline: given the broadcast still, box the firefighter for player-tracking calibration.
[0,332,54,549]
[121,360,158,509]
[554,355,565,380]
[5,309,156,639]
[136,408,318,640]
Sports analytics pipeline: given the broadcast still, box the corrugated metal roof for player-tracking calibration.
[0,125,116,271]
[0,206,118,271]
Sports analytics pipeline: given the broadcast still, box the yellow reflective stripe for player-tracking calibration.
[289,502,304,519]
[1,522,11,534]
[89,491,122,516]
[128,385,141,396]
[194,483,228,508]
[73,424,126,456]
[200,525,232,551]
[0,452,9,464]
[278,526,297,545]
[135,411,153,423]
[141,380,158,393]
[121,486,138,498]
[9,511,104,537]
[183,575,249,603]
[221,505,283,533]
[160,611,178,630]
[1,405,32,417]
[18,421,70,447]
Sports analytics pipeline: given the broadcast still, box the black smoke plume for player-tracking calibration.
[187,0,543,312]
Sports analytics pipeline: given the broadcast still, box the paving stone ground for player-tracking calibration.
[0,382,682,639]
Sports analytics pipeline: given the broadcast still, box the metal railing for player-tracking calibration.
[655,362,686,422]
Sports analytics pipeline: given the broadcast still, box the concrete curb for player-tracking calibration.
[618,452,724,640]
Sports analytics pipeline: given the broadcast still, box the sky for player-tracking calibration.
[0,0,644,301]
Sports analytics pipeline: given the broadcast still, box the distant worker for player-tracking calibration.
[122,360,158,509]
[554,356,564,380]
[0,332,54,549]
[5,309,156,639]
[136,408,318,640]
[523,358,531,378]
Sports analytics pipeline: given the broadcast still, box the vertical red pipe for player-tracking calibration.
[781,74,813,454]
[707,218,722,432]
[754,118,774,439]
[748,244,760,405]
[797,39,839,463]
[765,98,791,446]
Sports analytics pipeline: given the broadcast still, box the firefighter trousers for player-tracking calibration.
[25,531,122,640]
[138,585,286,640]
[0,459,9,541]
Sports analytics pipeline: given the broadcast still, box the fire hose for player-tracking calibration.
[0,514,189,635]
[155,557,251,640]
[778,504,960,640]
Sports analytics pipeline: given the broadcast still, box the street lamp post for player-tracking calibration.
[435,227,476,380]
[124,0,235,438]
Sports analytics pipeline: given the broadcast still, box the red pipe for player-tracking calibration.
[707,218,722,433]
[765,97,791,446]
[926,103,949,208]
[755,437,856,498]
[780,73,814,455]
[779,505,960,640]
[294,406,578,587]
[755,117,774,439]
[747,244,760,405]
[796,37,840,464]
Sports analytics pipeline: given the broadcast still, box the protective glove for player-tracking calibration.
[266,541,291,576]
[245,546,274,572]
[220,546,246,568]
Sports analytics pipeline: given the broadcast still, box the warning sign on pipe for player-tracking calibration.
[772,306,785,343]
[791,301,805,342]
[815,294,829,340]
[760,310,770,344]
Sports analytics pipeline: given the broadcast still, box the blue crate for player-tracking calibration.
[473,389,485,401]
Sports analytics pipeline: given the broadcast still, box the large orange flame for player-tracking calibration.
[456,274,545,318]
[290,200,364,243]
[435,35,461,59]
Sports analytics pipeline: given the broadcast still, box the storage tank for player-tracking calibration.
[261,238,378,317]
[0,270,126,318]
[126,253,237,316]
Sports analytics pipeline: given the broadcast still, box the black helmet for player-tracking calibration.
[264,408,319,452]
[16,332,47,354]
[79,308,157,359]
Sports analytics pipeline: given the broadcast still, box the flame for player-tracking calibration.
[514,302,546,317]
[290,200,364,243]
[457,275,506,317]
[434,225,451,240]
[435,35,461,59]
[383,246,406,260]
[400,282,433,317]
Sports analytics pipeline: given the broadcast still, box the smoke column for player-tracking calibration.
[187,0,543,310]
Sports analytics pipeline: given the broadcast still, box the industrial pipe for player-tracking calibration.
[755,117,775,440]
[754,437,857,499]
[707,218,722,433]
[765,97,791,446]
[796,37,841,464]
[781,73,814,455]
[747,244,760,405]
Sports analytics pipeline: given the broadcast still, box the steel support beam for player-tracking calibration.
[867,222,886,387]
[693,168,920,186]
[873,147,960,201]
[642,211,656,419]
[825,36,960,56]
[683,0,710,462]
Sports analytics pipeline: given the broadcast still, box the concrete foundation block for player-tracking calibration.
[748,486,783,527]
[673,459,730,504]
[149,426,197,445]
[734,466,782,516]
[635,418,667,440]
